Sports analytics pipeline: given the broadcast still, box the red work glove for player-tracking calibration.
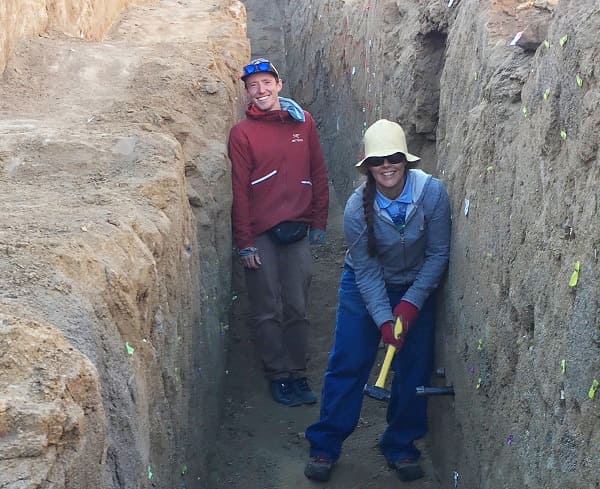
[380,320,404,350]
[392,300,419,331]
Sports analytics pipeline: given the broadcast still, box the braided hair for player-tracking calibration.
[362,172,378,257]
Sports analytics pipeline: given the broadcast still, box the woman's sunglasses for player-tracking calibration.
[366,153,406,167]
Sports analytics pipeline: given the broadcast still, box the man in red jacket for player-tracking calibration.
[228,58,329,406]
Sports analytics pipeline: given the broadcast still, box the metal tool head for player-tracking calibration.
[415,385,455,397]
[363,384,391,401]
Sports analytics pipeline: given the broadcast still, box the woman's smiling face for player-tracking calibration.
[367,154,407,199]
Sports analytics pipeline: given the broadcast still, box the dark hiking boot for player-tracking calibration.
[304,455,334,481]
[292,377,317,404]
[388,459,424,481]
[270,379,302,406]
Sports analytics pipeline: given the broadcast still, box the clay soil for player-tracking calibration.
[206,198,445,489]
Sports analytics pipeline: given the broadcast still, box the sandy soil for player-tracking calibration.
[0,1,248,486]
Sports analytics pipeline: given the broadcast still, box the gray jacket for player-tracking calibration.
[344,169,451,327]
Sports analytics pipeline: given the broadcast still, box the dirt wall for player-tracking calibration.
[251,0,598,487]
[437,2,599,487]
[0,0,149,74]
[0,1,249,487]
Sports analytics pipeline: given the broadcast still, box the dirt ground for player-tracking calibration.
[206,196,444,489]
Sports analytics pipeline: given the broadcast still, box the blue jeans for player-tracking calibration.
[305,267,435,463]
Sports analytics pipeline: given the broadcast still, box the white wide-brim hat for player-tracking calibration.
[355,119,420,174]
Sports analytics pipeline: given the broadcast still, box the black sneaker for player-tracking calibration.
[292,377,317,404]
[270,379,302,406]
[388,459,424,481]
[304,455,334,481]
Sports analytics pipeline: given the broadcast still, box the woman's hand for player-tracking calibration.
[380,320,405,349]
[392,300,419,331]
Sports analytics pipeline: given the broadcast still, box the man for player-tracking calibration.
[228,58,329,407]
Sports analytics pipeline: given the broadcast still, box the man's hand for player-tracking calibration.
[239,247,262,269]
[392,300,419,331]
[309,228,326,245]
[380,320,404,350]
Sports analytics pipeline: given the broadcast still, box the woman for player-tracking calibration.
[304,119,451,482]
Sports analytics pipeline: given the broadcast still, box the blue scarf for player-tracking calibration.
[278,97,305,122]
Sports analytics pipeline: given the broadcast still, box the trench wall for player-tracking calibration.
[254,0,599,487]
[0,0,249,487]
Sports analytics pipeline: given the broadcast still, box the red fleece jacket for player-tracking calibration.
[228,105,329,249]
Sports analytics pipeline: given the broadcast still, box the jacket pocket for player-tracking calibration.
[251,170,277,186]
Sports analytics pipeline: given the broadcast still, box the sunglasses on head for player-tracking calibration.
[243,60,274,76]
[366,153,406,167]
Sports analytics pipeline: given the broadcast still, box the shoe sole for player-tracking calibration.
[304,466,332,481]
[293,387,317,404]
[273,399,302,407]
[388,462,424,481]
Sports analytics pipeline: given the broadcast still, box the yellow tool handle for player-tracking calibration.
[374,317,403,388]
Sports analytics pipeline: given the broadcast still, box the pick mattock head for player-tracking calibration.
[363,384,391,402]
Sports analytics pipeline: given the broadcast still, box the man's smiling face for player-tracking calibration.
[245,72,282,112]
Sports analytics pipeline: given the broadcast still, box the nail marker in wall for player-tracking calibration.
[510,32,523,46]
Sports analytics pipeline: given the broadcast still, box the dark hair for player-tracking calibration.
[362,172,378,257]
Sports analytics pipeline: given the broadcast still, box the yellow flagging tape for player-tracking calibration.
[543,40,550,48]
[543,88,551,100]
[569,261,580,287]
[125,341,135,355]
[477,339,483,350]
[576,74,583,87]
[560,359,566,374]
[559,35,568,47]
[560,130,567,140]
[588,379,599,399]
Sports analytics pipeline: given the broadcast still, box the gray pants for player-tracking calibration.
[245,232,313,380]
